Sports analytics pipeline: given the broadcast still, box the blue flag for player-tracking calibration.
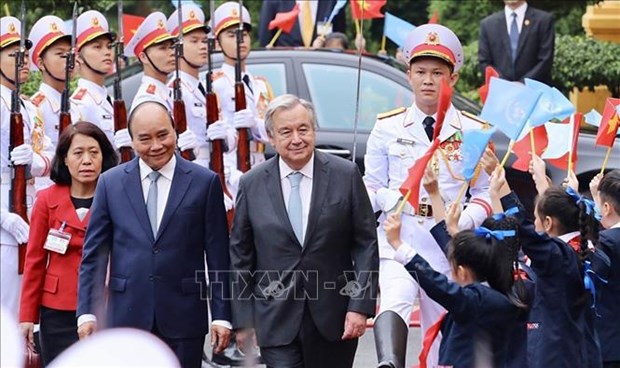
[461,128,496,181]
[524,78,575,127]
[584,109,602,127]
[171,0,200,9]
[327,0,347,24]
[480,78,542,141]
[384,12,416,48]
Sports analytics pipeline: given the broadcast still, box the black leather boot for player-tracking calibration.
[374,311,408,368]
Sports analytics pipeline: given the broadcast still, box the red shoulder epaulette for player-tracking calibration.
[31,92,45,107]
[211,70,225,81]
[146,84,156,94]
[72,88,87,101]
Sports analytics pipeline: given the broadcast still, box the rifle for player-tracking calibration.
[114,0,132,163]
[58,2,77,139]
[172,0,195,161]
[9,0,29,275]
[235,0,251,173]
[207,0,234,227]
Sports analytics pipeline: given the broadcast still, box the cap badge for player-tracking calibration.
[425,31,440,46]
[157,19,165,29]
[91,17,99,27]
[189,10,196,20]
[50,22,59,32]
[8,23,16,33]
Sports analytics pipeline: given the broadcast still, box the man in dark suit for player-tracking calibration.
[230,94,379,367]
[76,101,232,368]
[258,0,346,47]
[479,0,554,84]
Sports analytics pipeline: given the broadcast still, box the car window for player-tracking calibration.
[247,63,287,96]
[302,63,413,131]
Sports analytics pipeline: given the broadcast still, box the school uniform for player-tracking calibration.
[393,242,519,367]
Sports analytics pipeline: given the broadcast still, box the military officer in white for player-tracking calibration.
[0,17,53,317]
[364,24,493,368]
[166,4,236,171]
[70,10,124,151]
[211,2,274,190]
[28,16,71,149]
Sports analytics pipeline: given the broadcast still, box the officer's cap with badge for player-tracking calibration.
[0,16,32,50]
[167,3,210,37]
[28,16,70,71]
[126,12,175,58]
[211,2,252,38]
[402,23,464,73]
[76,10,115,52]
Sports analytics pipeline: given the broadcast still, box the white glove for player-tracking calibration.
[223,194,234,211]
[376,188,412,214]
[233,109,257,129]
[206,120,229,141]
[0,211,29,244]
[178,130,199,152]
[113,128,132,149]
[9,144,33,166]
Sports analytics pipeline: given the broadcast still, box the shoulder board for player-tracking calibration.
[460,110,490,126]
[72,88,87,101]
[31,92,46,107]
[377,107,406,120]
[211,70,225,81]
[146,84,157,95]
[254,76,267,82]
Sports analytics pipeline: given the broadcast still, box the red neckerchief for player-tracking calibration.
[567,235,581,253]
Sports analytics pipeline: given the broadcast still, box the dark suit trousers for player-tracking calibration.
[39,306,80,366]
[260,303,358,368]
[151,318,205,368]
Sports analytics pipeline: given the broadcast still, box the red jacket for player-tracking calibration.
[20,184,91,322]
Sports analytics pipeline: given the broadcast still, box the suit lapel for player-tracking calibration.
[264,158,301,247]
[516,7,534,59]
[302,152,329,250]
[122,159,154,242]
[497,14,512,59]
[51,185,91,229]
[156,157,193,241]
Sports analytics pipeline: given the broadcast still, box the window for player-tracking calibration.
[303,63,412,131]
[247,63,287,97]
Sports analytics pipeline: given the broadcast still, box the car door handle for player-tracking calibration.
[317,148,351,157]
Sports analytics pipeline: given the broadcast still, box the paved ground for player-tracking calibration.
[203,327,422,368]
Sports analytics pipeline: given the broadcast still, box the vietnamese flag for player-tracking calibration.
[595,98,620,147]
[478,66,499,105]
[434,78,453,141]
[428,10,439,24]
[399,139,441,213]
[268,4,300,33]
[350,0,387,20]
[546,113,582,170]
[123,13,145,44]
[511,125,548,172]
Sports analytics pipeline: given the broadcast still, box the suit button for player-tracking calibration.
[149,275,154,281]
[153,248,159,254]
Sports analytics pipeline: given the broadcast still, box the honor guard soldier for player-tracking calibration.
[1,16,53,316]
[28,16,71,148]
[364,24,492,368]
[70,11,120,148]
[166,4,235,169]
[126,12,175,113]
[211,2,274,194]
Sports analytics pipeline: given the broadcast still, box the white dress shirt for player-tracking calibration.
[504,2,528,35]
[279,153,314,243]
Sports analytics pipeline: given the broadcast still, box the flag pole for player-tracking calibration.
[567,114,574,174]
[395,190,412,215]
[529,128,536,159]
[454,181,469,206]
[354,18,361,35]
[600,146,612,175]
[500,140,515,167]
[380,34,386,52]
[267,28,283,47]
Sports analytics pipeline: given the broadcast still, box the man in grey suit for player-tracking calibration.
[77,102,232,368]
[479,0,554,84]
[230,94,379,368]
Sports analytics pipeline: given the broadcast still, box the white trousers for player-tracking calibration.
[1,245,22,319]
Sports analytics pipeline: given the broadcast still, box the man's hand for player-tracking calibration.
[235,328,256,353]
[341,311,367,340]
[77,321,97,340]
[19,322,34,345]
[0,212,29,244]
[210,325,232,355]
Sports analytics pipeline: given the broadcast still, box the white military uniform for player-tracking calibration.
[212,63,273,171]
[365,23,493,367]
[70,79,115,144]
[0,86,52,316]
[131,75,173,113]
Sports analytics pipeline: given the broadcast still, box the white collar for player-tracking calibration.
[412,103,438,124]
[179,70,199,92]
[221,62,252,80]
[504,2,528,21]
[39,82,62,101]
[611,221,620,229]
[139,155,176,182]
[77,78,108,103]
[279,152,315,181]
[557,231,580,243]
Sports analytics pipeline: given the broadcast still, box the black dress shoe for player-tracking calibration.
[211,340,264,366]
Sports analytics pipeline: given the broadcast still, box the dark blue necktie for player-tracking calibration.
[423,116,435,142]
[510,12,519,63]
